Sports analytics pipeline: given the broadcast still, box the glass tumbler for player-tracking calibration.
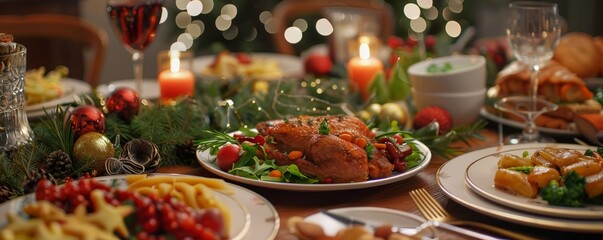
[0,44,33,151]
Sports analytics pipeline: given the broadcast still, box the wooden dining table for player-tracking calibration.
[159,122,603,240]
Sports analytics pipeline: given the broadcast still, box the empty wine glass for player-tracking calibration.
[496,1,561,144]
[106,0,163,98]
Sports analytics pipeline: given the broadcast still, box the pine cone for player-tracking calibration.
[46,150,72,180]
[175,139,196,160]
[0,185,15,203]
[22,168,56,194]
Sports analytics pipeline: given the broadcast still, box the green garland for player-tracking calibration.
[0,77,485,199]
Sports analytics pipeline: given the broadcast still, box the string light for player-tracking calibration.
[170,1,466,50]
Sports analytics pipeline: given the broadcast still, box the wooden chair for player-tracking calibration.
[0,14,108,88]
[272,0,395,56]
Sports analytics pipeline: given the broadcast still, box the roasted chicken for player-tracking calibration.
[256,115,394,183]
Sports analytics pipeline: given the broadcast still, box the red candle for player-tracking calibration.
[158,51,195,102]
[347,43,383,100]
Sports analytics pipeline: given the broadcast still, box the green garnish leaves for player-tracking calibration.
[427,62,453,73]
[195,130,238,155]
[319,118,330,135]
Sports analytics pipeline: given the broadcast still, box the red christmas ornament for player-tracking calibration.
[106,87,140,122]
[70,105,106,140]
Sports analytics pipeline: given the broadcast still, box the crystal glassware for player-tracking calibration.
[106,0,163,98]
[0,44,33,151]
[497,1,561,143]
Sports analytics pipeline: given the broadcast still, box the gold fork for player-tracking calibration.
[410,188,538,240]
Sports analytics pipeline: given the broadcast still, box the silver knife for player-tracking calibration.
[320,210,502,240]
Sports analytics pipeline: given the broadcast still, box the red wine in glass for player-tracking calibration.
[106,0,163,98]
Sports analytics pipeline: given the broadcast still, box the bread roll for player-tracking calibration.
[594,36,603,76]
[553,32,601,78]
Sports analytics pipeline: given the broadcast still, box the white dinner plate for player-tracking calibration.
[438,143,603,233]
[96,79,160,100]
[0,173,279,240]
[197,139,431,191]
[465,145,603,219]
[480,107,579,136]
[25,78,90,118]
[193,53,304,80]
[304,207,429,237]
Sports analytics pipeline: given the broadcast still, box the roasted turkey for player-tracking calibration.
[256,115,394,183]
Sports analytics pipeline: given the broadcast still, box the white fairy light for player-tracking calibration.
[175,0,189,10]
[175,12,192,28]
[284,27,302,44]
[417,0,433,9]
[223,26,239,40]
[215,15,232,31]
[315,18,333,36]
[259,11,272,24]
[200,0,213,14]
[160,7,168,23]
[293,19,308,32]
[177,32,194,49]
[404,3,421,20]
[187,20,204,38]
[445,20,462,37]
[410,17,427,33]
[424,6,438,20]
[221,4,238,20]
[170,42,187,51]
[186,0,203,16]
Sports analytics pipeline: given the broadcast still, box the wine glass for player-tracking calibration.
[496,1,561,144]
[106,0,163,98]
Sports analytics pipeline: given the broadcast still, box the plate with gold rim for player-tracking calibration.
[465,146,603,219]
[438,143,603,233]
[0,173,279,240]
[196,137,431,192]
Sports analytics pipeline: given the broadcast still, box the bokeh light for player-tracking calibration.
[186,1,203,17]
[403,3,421,20]
[284,27,302,44]
[223,26,239,40]
[424,6,438,20]
[170,42,187,51]
[316,18,333,36]
[175,0,188,10]
[177,32,194,49]
[445,20,462,37]
[221,4,238,20]
[200,0,213,14]
[187,20,204,38]
[417,0,433,9]
[215,15,232,31]
[410,17,427,33]
[259,11,272,24]
[160,7,168,23]
[175,12,192,28]
[293,19,308,32]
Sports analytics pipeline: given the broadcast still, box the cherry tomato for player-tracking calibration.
[216,144,242,171]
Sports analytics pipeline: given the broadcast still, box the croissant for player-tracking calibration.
[495,60,593,103]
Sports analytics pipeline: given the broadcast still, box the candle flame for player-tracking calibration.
[359,43,370,60]
[170,51,181,73]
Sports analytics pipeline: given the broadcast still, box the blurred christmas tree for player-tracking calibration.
[166,0,478,55]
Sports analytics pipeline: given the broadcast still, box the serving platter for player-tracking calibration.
[193,53,304,80]
[465,147,603,219]
[197,140,431,191]
[480,107,580,136]
[25,78,90,118]
[0,174,279,240]
[438,143,603,233]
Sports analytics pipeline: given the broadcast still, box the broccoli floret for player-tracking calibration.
[541,171,586,207]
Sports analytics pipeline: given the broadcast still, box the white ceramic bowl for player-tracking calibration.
[408,55,486,93]
[412,88,486,126]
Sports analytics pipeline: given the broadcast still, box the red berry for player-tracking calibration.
[425,35,436,50]
[304,53,332,76]
[387,36,405,49]
[413,106,453,134]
